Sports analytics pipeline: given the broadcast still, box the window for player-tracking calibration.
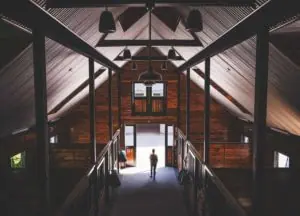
[274,151,289,168]
[50,135,58,144]
[241,134,250,143]
[152,83,164,97]
[10,152,26,169]
[167,126,174,146]
[134,83,147,97]
[132,82,167,115]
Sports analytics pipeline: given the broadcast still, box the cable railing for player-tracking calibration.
[55,129,120,216]
[176,128,247,216]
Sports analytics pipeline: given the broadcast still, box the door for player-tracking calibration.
[165,125,174,166]
[124,124,136,166]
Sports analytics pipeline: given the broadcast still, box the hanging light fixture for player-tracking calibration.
[161,61,167,71]
[123,47,131,60]
[132,62,137,70]
[186,9,203,32]
[138,5,162,87]
[168,47,176,60]
[99,7,116,33]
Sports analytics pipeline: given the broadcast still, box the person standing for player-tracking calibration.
[150,149,158,179]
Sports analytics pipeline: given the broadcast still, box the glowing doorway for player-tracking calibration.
[136,124,165,169]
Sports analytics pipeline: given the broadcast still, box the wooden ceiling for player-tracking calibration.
[1,0,300,138]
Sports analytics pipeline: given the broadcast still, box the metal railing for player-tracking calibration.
[55,129,120,216]
[176,128,247,216]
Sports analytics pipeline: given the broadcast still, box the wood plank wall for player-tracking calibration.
[0,58,253,169]
[179,73,244,147]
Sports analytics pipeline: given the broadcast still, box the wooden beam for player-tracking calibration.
[176,0,299,73]
[252,26,269,216]
[177,72,181,128]
[114,55,184,61]
[32,28,50,215]
[186,68,190,140]
[118,71,122,128]
[193,68,251,115]
[48,68,106,114]
[0,0,121,71]
[108,68,113,140]
[47,0,255,8]
[97,39,202,47]
[89,58,96,165]
[203,59,210,164]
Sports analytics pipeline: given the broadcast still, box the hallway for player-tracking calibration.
[108,167,188,216]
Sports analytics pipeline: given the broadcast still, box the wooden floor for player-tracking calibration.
[214,168,300,216]
[105,167,189,216]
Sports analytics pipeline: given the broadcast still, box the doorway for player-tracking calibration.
[124,124,174,169]
[136,124,165,169]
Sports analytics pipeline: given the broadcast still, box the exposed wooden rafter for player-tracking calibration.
[48,68,106,115]
[114,55,184,61]
[193,68,251,115]
[47,0,256,8]
[96,39,202,47]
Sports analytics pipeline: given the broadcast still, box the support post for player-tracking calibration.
[202,58,211,216]
[116,69,121,173]
[165,125,168,166]
[252,26,269,216]
[177,72,181,129]
[89,58,96,164]
[33,28,50,216]
[186,68,190,140]
[88,58,97,214]
[104,153,110,203]
[117,71,122,128]
[194,160,199,216]
[108,68,113,140]
[203,58,210,164]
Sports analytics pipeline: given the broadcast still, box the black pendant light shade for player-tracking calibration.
[132,62,137,70]
[99,10,116,33]
[138,66,162,87]
[123,48,131,60]
[161,61,167,71]
[186,9,203,32]
[168,48,176,60]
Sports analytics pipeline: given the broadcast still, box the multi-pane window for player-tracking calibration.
[10,152,26,169]
[132,82,167,115]
[50,135,58,144]
[274,151,290,168]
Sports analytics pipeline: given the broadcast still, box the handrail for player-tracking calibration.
[186,140,247,216]
[176,127,247,216]
[55,129,120,216]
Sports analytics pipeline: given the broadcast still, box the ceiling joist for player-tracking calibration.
[114,55,184,61]
[46,0,256,8]
[96,39,202,47]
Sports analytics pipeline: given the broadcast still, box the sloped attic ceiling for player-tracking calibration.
[0,0,300,138]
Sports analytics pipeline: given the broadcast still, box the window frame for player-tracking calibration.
[131,81,167,116]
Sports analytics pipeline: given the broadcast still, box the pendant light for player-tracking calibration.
[123,47,132,60]
[99,7,116,33]
[138,6,162,87]
[161,61,167,71]
[132,62,137,70]
[186,9,203,32]
[167,47,176,60]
